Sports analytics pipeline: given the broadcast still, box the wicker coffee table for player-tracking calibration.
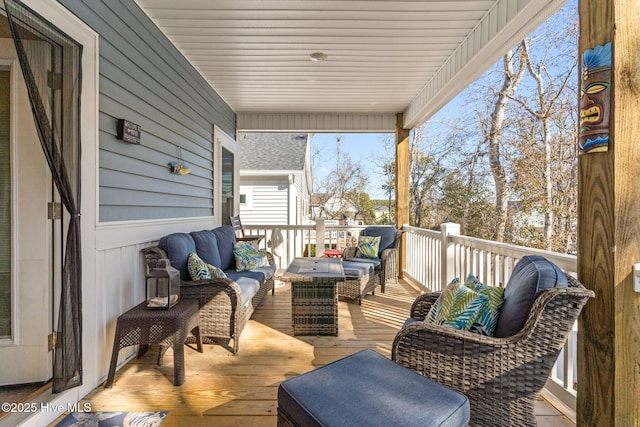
[105,298,203,388]
[279,257,345,336]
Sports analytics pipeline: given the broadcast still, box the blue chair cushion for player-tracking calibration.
[158,233,197,281]
[362,226,397,257]
[190,230,222,268]
[494,255,568,338]
[402,317,421,329]
[212,225,237,271]
[278,349,470,427]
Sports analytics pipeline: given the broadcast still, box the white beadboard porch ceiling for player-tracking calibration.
[136,0,567,131]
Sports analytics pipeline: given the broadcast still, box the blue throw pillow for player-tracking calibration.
[464,275,504,336]
[355,235,381,259]
[188,252,227,281]
[233,242,269,271]
[433,280,489,331]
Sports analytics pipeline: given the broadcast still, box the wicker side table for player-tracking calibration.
[105,299,202,388]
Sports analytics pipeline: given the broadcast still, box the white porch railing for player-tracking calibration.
[242,219,365,270]
[243,221,579,414]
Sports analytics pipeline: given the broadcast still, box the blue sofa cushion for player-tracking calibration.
[190,230,222,268]
[235,277,260,307]
[251,263,277,281]
[226,262,276,284]
[278,349,469,427]
[362,226,397,257]
[212,225,237,271]
[158,233,197,281]
[494,255,568,338]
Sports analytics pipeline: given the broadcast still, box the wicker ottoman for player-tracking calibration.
[338,261,375,305]
[277,349,470,427]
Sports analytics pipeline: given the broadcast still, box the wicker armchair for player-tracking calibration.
[342,226,403,292]
[141,246,274,354]
[392,274,594,427]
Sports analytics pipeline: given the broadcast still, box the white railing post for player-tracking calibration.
[440,223,460,288]
[315,218,325,257]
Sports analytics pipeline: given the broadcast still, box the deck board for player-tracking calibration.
[56,280,573,426]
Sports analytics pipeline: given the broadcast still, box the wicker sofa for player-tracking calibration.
[392,255,594,426]
[141,225,275,354]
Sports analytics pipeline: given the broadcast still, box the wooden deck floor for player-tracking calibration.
[65,280,574,427]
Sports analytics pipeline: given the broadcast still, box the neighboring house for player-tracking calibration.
[509,201,545,229]
[373,202,394,222]
[311,193,359,221]
[238,133,312,225]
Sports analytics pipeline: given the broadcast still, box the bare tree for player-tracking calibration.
[508,14,578,250]
[377,134,396,223]
[485,43,527,241]
[408,124,460,228]
[315,136,368,220]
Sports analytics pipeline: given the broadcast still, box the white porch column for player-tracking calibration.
[441,223,460,289]
[315,218,325,257]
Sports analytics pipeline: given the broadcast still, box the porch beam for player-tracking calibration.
[237,112,396,132]
[395,113,410,278]
[577,0,640,425]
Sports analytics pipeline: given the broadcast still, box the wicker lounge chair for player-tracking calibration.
[342,226,403,292]
[392,257,594,426]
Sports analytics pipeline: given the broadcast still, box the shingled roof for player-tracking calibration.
[238,132,308,171]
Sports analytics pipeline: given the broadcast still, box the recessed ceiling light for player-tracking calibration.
[309,52,328,62]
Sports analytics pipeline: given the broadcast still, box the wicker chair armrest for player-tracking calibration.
[410,292,440,319]
[180,277,244,309]
[380,246,397,263]
[342,246,357,259]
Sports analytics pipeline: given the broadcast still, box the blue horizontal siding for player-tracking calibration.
[59,0,235,222]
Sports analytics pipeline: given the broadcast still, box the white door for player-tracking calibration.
[0,38,53,385]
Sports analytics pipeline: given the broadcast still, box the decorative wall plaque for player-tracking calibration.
[116,119,141,144]
[579,42,611,154]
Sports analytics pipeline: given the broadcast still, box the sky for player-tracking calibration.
[310,132,392,200]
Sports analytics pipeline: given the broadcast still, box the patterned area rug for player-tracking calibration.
[55,411,169,426]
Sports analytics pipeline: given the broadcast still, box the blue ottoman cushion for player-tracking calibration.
[341,261,374,279]
[278,349,469,427]
[342,257,382,271]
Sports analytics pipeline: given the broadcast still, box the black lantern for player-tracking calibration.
[145,259,180,309]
